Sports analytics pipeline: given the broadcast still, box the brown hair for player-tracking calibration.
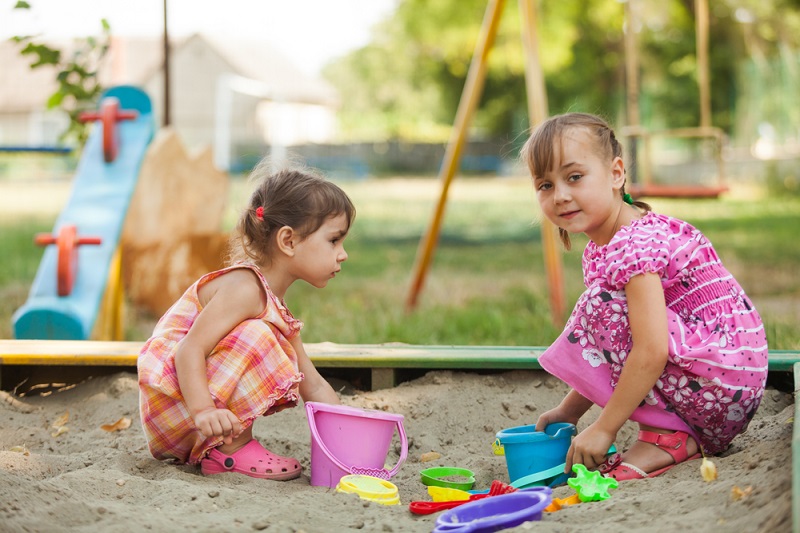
[520,112,651,250]
[229,161,356,266]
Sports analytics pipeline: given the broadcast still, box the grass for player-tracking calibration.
[1,175,799,350]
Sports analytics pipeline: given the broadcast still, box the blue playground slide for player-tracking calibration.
[12,86,155,340]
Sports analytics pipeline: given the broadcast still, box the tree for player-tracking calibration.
[11,1,111,147]
[324,0,628,142]
[323,0,800,145]
[325,0,636,141]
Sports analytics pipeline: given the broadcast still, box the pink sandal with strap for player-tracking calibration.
[201,439,302,481]
[599,430,701,481]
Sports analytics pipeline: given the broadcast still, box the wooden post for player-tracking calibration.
[519,0,547,125]
[624,0,641,130]
[162,0,171,127]
[519,0,565,325]
[696,0,711,129]
[94,247,125,341]
[405,0,506,311]
[624,0,645,185]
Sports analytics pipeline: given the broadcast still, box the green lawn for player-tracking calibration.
[2,176,798,349]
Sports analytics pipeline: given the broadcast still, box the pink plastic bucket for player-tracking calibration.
[305,401,408,488]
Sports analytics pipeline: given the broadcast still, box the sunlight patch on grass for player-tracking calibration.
[0,181,71,222]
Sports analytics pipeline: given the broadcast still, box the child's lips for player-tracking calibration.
[559,210,580,219]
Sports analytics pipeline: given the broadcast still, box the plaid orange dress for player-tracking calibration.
[138,263,304,465]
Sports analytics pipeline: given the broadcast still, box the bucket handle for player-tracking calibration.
[306,403,409,480]
[509,463,568,489]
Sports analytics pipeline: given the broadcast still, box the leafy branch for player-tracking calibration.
[11,1,111,147]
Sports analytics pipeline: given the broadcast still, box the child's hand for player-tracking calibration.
[192,407,243,445]
[535,407,580,432]
[565,421,615,472]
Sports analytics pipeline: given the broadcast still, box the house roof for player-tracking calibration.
[0,33,339,113]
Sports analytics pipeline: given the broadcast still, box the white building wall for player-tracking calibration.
[257,101,336,146]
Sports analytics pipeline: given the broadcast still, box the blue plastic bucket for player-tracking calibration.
[496,423,576,486]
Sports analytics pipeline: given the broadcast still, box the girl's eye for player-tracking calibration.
[536,182,552,191]
[568,173,582,181]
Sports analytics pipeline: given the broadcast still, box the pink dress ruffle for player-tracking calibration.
[539,212,768,454]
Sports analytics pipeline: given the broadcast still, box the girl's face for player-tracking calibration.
[532,128,625,246]
[290,213,350,288]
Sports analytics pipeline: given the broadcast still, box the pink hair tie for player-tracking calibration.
[255,206,264,220]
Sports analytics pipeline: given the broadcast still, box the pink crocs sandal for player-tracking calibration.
[600,430,701,481]
[201,439,302,481]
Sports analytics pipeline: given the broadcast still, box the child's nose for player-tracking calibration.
[554,183,570,202]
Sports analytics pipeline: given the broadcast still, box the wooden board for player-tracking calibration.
[121,128,229,317]
[1,340,796,371]
[0,340,544,369]
[0,340,547,391]
[793,363,800,533]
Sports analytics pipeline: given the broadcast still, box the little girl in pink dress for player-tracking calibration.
[523,113,768,480]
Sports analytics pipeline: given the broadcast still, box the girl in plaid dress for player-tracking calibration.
[522,113,768,481]
[138,162,355,480]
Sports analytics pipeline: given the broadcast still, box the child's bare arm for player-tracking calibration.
[567,272,669,470]
[535,389,593,431]
[174,270,263,441]
[596,272,669,433]
[292,335,340,405]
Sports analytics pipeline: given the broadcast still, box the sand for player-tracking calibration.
[0,368,793,532]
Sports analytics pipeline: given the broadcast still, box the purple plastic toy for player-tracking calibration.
[433,488,552,532]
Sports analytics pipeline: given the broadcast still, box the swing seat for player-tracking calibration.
[628,183,728,199]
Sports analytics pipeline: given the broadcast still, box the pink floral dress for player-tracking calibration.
[138,263,304,465]
[539,212,768,454]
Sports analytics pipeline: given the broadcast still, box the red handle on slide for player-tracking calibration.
[35,225,102,296]
[78,97,138,163]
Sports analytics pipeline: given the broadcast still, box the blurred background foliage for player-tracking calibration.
[324,0,800,148]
